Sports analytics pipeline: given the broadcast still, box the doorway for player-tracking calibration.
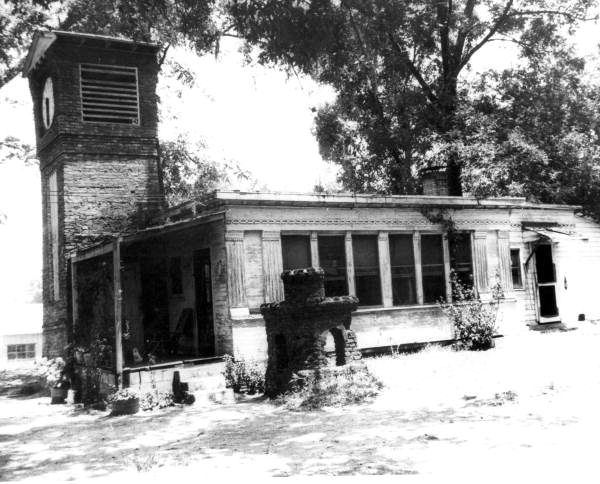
[193,249,215,355]
[535,243,560,323]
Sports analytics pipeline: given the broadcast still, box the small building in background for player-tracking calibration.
[0,303,43,367]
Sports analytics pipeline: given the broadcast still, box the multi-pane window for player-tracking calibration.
[510,249,523,289]
[7,344,36,360]
[169,256,183,295]
[449,233,474,289]
[281,235,311,270]
[80,63,140,124]
[389,234,417,305]
[318,236,347,297]
[421,234,446,303]
[352,235,382,306]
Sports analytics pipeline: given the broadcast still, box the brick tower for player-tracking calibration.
[23,31,164,356]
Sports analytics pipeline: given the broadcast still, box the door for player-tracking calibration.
[193,249,215,355]
[535,243,560,323]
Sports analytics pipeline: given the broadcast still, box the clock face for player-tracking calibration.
[42,77,54,129]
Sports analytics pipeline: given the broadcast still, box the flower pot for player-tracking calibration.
[110,397,140,416]
[50,387,67,404]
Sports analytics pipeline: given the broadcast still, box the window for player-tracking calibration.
[169,256,183,295]
[389,234,417,305]
[449,233,474,289]
[7,344,36,360]
[510,249,523,289]
[80,63,140,124]
[421,234,446,303]
[281,235,311,270]
[353,235,382,306]
[318,236,347,297]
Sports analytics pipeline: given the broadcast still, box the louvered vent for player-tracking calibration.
[80,63,140,124]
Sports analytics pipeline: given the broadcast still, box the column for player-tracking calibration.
[473,231,489,293]
[310,231,319,267]
[378,232,393,307]
[497,231,512,291]
[225,230,247,308]
[71,259,79,331]
[112,241,123,387]
[345,232,356,297]
[442,234,452,302]
[413,232,424,305]
[262,231,284,302]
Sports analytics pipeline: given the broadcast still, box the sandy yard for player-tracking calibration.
[2,324,600,481]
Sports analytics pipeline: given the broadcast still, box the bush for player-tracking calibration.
[34,357,67,389]
[107,388,139,403]
[440,270,503,351]
[139,390,175,411]
[275,364,384,410]
[223,355,266,394]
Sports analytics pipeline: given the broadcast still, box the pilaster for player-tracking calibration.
[413,232,424,305]
[474,231,489,292]
[378,232,393,307]
[497,231,512,290]
[225,231,247,308]
[262,231,284,303]
[310,231,319,267]
[345,232,356,297]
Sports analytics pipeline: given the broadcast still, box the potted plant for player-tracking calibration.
[108,388,140,416]
[36,357,69,404]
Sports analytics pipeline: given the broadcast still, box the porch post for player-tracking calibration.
[497,231,512,291]
[345,232,356,297]
[442,234,452,302]
[413,232,424,305]
[310,231,319,267]
[473,231,489,293]
[262,231,284,303]
[70,258,79,333]
[378,232,393,307]
[113,240,123,388]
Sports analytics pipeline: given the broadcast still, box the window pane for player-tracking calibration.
[450,234,473,288]
[281,235,311,270]
[318,236,347,296]
[353,235,382,306]
[421,234,446,303]
[510,249,523,288]
[390,234,416,305]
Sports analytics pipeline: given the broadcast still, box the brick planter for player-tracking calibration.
[260,267,362,397]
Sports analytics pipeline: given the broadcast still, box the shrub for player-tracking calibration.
[34,357,67,389]
[440,270,503,351]
[223,355,266,394]
[107,388,139,403]
[275,364,384,410]
[139,390,175,411]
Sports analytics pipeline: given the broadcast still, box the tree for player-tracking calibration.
[227,0,598,195]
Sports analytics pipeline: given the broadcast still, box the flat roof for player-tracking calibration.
[200,191,579,211]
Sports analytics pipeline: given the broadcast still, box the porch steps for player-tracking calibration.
[123,359,233,403]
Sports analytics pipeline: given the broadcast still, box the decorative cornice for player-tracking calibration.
[228,218,511,227]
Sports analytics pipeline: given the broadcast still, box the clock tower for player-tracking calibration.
[23,31,165,357]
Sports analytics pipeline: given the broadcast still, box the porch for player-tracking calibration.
[69,213,229,392]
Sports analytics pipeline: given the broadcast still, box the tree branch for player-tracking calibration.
[458,0,514,72]
[454,0,477,65]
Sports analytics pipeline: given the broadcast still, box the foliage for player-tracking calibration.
[139,390,174,410]
[107,387,139,403]
[34,357,67,389]
[440,270,504,351]
[275,365,384,410]
[0,0,225,89]
[222,354,266,394]
[159,135,256,207]
[228,0,598,195]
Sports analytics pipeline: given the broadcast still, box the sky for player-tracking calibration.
[0,20,599,314]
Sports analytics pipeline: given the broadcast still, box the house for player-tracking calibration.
[0,303,43,367]
[22,31,600,391]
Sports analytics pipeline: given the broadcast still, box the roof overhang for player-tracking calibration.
[522,223,585,243]
[22,30,160,77]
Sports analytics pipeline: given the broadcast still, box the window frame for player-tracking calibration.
[420,232,447,304]
[281,233,312,271]
[510,247,524,290]
[7,343,36,360]
[352,233,383,307]
[388,232,417,306]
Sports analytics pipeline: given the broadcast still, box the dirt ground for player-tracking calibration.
[2,324,600,481]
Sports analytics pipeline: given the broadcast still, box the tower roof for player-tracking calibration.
[22,30,160,77]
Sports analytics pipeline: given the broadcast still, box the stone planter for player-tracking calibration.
[110,398,140,416]
[50,387,67,404]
